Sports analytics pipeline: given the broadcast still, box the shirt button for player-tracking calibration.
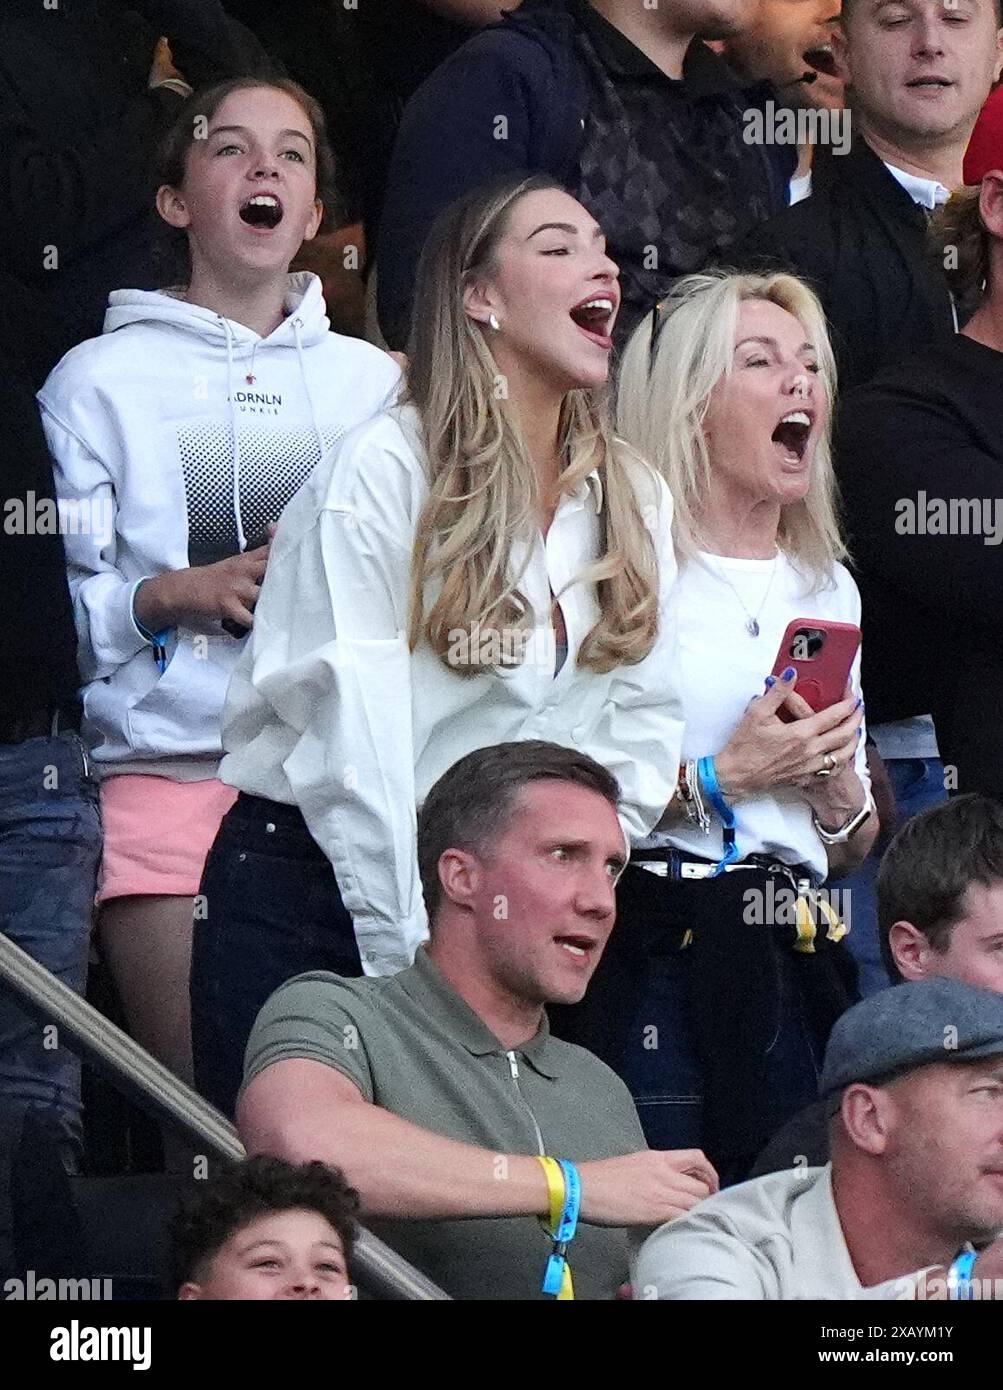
[571,725,585,742]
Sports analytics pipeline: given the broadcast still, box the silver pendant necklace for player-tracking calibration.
[709,553,779,637]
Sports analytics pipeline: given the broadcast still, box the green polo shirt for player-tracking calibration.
[243,947,647,1300]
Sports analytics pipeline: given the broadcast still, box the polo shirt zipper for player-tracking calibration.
[506,1050,545,1155]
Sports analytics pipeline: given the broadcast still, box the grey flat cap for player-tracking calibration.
[821,977,1003,1103]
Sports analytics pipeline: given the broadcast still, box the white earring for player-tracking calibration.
[488,313,500,332]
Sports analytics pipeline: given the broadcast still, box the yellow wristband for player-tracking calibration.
[536,1155,566,1232]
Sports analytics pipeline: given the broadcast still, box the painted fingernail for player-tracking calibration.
[782,666,796,681]
[764,675,776,689]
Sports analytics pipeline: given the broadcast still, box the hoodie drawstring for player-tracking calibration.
[292,317,327,467]
[221,317,249,553]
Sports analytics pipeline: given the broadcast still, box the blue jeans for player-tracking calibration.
[0,732,101,1146]
[831,757,947,997]
[190,793,362,1118]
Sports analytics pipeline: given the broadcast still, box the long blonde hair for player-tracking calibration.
[617,270,845,591]
[404,173,659,676]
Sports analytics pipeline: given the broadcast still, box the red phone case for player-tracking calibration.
[770,619,861,719]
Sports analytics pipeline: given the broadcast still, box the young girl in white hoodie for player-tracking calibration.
[39,78,400,1083]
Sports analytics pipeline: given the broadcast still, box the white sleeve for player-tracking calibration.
[247,502,426,977]
[603,472,685,839]
[41,407,149,683]
[632,1221,780,1300]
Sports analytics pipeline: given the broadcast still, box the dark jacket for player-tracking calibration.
[0,0,273,368]
[731,139,957,392]
[0,274,82,726]
[835,333,1003,797]
[376,0,792,350]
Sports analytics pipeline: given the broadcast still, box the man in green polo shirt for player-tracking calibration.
[238,740,718,1299]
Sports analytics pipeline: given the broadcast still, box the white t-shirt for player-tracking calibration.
[632,1165,933,1300]
[641,550,869,881]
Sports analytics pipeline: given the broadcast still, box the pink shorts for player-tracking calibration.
[97,775,239,904]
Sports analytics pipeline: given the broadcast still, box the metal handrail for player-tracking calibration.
[0,929,450,1300]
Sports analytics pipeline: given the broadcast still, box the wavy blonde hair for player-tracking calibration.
[404,173,659,675]
[617,270,846,592]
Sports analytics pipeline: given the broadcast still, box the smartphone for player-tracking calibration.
[770,619,861,721]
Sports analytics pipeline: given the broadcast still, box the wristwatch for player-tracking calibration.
[812,790,875,845]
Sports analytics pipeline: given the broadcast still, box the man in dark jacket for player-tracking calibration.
[0,273,102,1188]
[732,0,1003,391]
[0,0,273,368]
[376,0,795,350]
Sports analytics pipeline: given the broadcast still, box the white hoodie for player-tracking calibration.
[39,272,400,775]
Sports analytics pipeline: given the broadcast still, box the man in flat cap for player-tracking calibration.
[633,977,1003,1299]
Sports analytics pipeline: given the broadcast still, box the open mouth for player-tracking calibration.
[772,410,812,464]
[569,295,616,348]
[239,193,284,230]
[802,44,839,80]
[554,933,596,961]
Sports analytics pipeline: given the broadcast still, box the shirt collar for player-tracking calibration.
[883,161,952,211]
[575,468,604,514]
[788,1165,865,1296]
[570,0,738,95]
[401,947,560,1079]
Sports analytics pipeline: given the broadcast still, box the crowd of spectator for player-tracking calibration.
[2,0,1003,1302]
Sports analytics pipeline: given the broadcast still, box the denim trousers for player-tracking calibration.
[190,793,362,1118]
[0,732,101,1147]
[830,757,947,997]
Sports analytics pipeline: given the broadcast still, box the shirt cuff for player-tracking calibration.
[354,907,429,978]
[154,77,193,98]
[131,578,172,647]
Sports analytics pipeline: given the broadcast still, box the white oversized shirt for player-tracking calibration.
[220,404,684,975]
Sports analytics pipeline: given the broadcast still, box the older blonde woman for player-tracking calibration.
[190,173,686,1116]
[555,271,877,1185]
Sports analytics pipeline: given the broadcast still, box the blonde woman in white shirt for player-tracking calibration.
[190,174,685,1115]
[555,271,878,1186]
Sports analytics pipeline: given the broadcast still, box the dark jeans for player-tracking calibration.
[0,731,100,1148]
[190,793,362,1118]
[830,757,947,997]
[550,858,858,1186]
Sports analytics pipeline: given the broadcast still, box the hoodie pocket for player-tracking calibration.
[125,634,239,758]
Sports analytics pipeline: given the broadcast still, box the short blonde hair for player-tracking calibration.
[617,270,846,591]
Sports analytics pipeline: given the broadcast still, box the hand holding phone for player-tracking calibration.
[770,619,860,721]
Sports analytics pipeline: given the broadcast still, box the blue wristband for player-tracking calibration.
[697,756,739,875]
[948,1248,978,1300]
[132,580,172,674]
[541,1159,581,1297]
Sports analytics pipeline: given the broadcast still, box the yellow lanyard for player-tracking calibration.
[794,883,849,953]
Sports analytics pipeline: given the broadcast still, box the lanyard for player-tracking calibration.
[537,1156,581,1300]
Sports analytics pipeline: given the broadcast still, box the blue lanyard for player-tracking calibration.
[697,756,739,875]
[541,1159,581,1298]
